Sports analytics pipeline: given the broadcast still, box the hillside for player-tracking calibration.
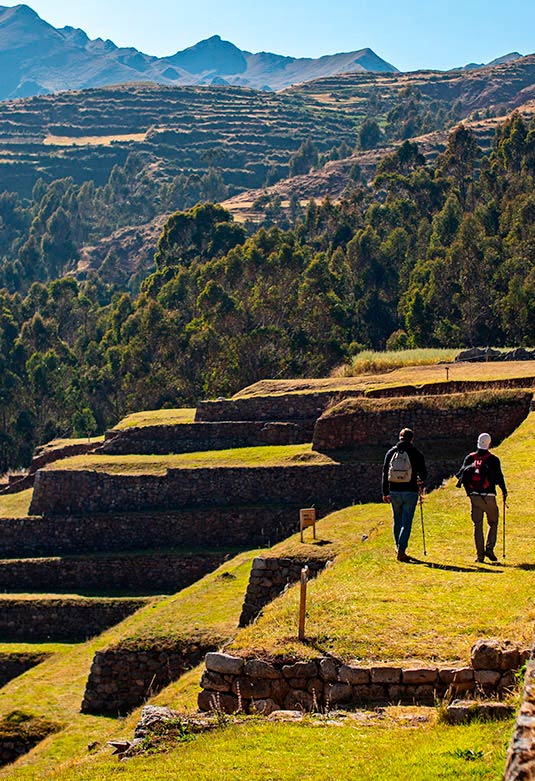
[0,4,396,99]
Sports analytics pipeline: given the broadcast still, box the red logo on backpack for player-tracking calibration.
[463,452,491,493]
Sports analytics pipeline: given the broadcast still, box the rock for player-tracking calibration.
[232,676,271,699]
[339,664,370,685]
[205,652,244,676]
[445,699,514,724]
[250,698,279,716]
[282,661,317,679]
[370,667,401,685]
[244,659,281,679]
[402,668,438,685]
[197,690,240,714]
[269,678,290,703]
[283,690,315,711]
[499,670,517,693]
[352,684,386,703]
[200,670,232,692]
[325,682,352,705]
[252,557,267,570]
[134,705,178,738]
[475,670,502,688]
[267,710,304,721]
[471,639,502,670]
[454,347,501,363]
[501,645,520,671]
[318,658,338,682]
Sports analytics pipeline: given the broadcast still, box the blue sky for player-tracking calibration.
[7,0,535,71]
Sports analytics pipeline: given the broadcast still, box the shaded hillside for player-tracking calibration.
[0,4,396,98]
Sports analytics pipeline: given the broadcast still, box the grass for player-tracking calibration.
[40,438,104,450]
[113,408,196,430]
[230,411,535,662]
[43,133,147,147]
[338,348,460,375]
[11,710,514,780]
[43,444,332,474]
[0,489,34,518]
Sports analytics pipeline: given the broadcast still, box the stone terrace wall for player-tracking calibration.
[29,461,455,517]
[0,652,50,687]
[368,376,535,399]
[313,394,532,451]
[199,640,529,715]
[29,442,99,474]
[82,638,219,716]
[505,640,535,780]
[0,553,227,594]
[0,506,314,557]
[0,598,147,642]
[101,421,312,455]
[239,556,330,627]
[195,390,364,423]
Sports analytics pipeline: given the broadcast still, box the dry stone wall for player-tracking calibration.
[505,640,535,780]
[367,376,535,398]
[239,556,330,627]
[195,391,365,423]
[101,421,311,455]
[82,638,219,716]
[0,652,50,687]
[313,394,532,451]
[0,598,147,642]
[199,639,529,715]
[0,553,227,594]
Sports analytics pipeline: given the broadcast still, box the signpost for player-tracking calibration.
[300,508,316,543]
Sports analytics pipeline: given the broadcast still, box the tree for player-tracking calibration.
[357,119,383,151]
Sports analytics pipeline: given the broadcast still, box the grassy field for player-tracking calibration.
[43,133,147,147]
[337,348,460,375]
[0,489,33,518]
[231,412,535,662]
[42,444,332,474]
[113,409,196,430]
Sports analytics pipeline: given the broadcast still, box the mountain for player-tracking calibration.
[0,4,397,99]
[459,52,523,70]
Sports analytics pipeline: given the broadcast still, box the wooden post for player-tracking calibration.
[300,508,316,543]
[298,565,309,640]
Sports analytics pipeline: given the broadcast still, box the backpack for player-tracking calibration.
[462,452,491,493]
[388,448,413,483]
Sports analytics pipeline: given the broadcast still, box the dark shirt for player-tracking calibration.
[382,441,427,495]
[456,449,507,496]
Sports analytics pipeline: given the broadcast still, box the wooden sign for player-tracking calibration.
[300,507,316,543]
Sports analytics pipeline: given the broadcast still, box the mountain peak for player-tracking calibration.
[167,35,247,75]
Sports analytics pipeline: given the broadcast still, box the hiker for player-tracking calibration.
[382,428,427,562]
[456,432,507,563]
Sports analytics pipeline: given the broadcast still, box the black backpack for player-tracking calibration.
[461,452,492,493]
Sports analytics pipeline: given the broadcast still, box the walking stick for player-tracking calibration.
[503,494,507,559]
[419,488,427,556]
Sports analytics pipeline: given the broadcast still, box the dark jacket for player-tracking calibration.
[382,440,427,495]
[456,449,507,496]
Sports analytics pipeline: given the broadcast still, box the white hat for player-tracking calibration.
[477,432,491,450]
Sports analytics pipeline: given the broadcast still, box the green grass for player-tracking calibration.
[231,412,535,662]
[113,409,196,430]
[12,711,513,781]
[44,444,330,474]
[41,437,104,450]
[0,489,33,518]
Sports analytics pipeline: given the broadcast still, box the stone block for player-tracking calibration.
[446,699,514,724]
[252,557,267,570]
[352,684,386,703]
[370,667,401,685]
[244,659,281,679]
[198,690,240,714]
[402,668,438,685]
[318,658,338,682]
[415,685,435,703]
[471,639,502,670]
[232,676,271,699]
[475,670,502,688]
[282,661,317,679]
[200,670,231,693]
[205,652,243,676]
[501,646,520,671]
[283,689,315,712]
[306,677,324,695]
[325,682,352,705]
[339,665,370,685]
[499,670,517,693]
[250,698,279,716]
[268,678,290,704]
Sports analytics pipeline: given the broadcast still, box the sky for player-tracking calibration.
[4,0,535,71]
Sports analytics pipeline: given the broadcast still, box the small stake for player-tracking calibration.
[419,488,427,556]
[298,565,309,640]
[503,495,507,559]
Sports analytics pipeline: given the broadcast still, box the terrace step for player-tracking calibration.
[0,551,228,595]
[0,596,150,642]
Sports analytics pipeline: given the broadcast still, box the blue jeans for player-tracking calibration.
[390,491,419,553]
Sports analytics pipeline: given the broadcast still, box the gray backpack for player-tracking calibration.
[388,448,413,483]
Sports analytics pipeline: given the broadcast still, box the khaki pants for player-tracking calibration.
[470,494,499,557]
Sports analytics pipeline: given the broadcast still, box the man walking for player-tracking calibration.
[382,428,427,562]
[456,432,507,563]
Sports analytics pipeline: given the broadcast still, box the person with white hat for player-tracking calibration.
[456,432,507,562]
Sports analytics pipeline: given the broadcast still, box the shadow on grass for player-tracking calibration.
[408,557,504,574]
[511,562,535,571]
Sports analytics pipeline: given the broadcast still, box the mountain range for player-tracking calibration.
[0,4,398,98]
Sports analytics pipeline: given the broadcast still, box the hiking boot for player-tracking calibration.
[485,549,498,562]
[397,551,411,563]
[475,555,485,563]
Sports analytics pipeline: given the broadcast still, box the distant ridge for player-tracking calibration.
[0,4,398,99]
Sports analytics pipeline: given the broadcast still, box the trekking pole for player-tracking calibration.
[503,494,507,559]
[419,487,427,556]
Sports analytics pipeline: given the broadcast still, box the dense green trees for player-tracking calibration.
[2,114,535,471]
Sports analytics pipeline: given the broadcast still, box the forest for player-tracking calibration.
[1,112,535,471]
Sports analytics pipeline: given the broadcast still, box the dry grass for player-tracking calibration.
[43,133,147,147]
[0,489,33,518]
[43,444,331,474]
[113,408,196,429]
